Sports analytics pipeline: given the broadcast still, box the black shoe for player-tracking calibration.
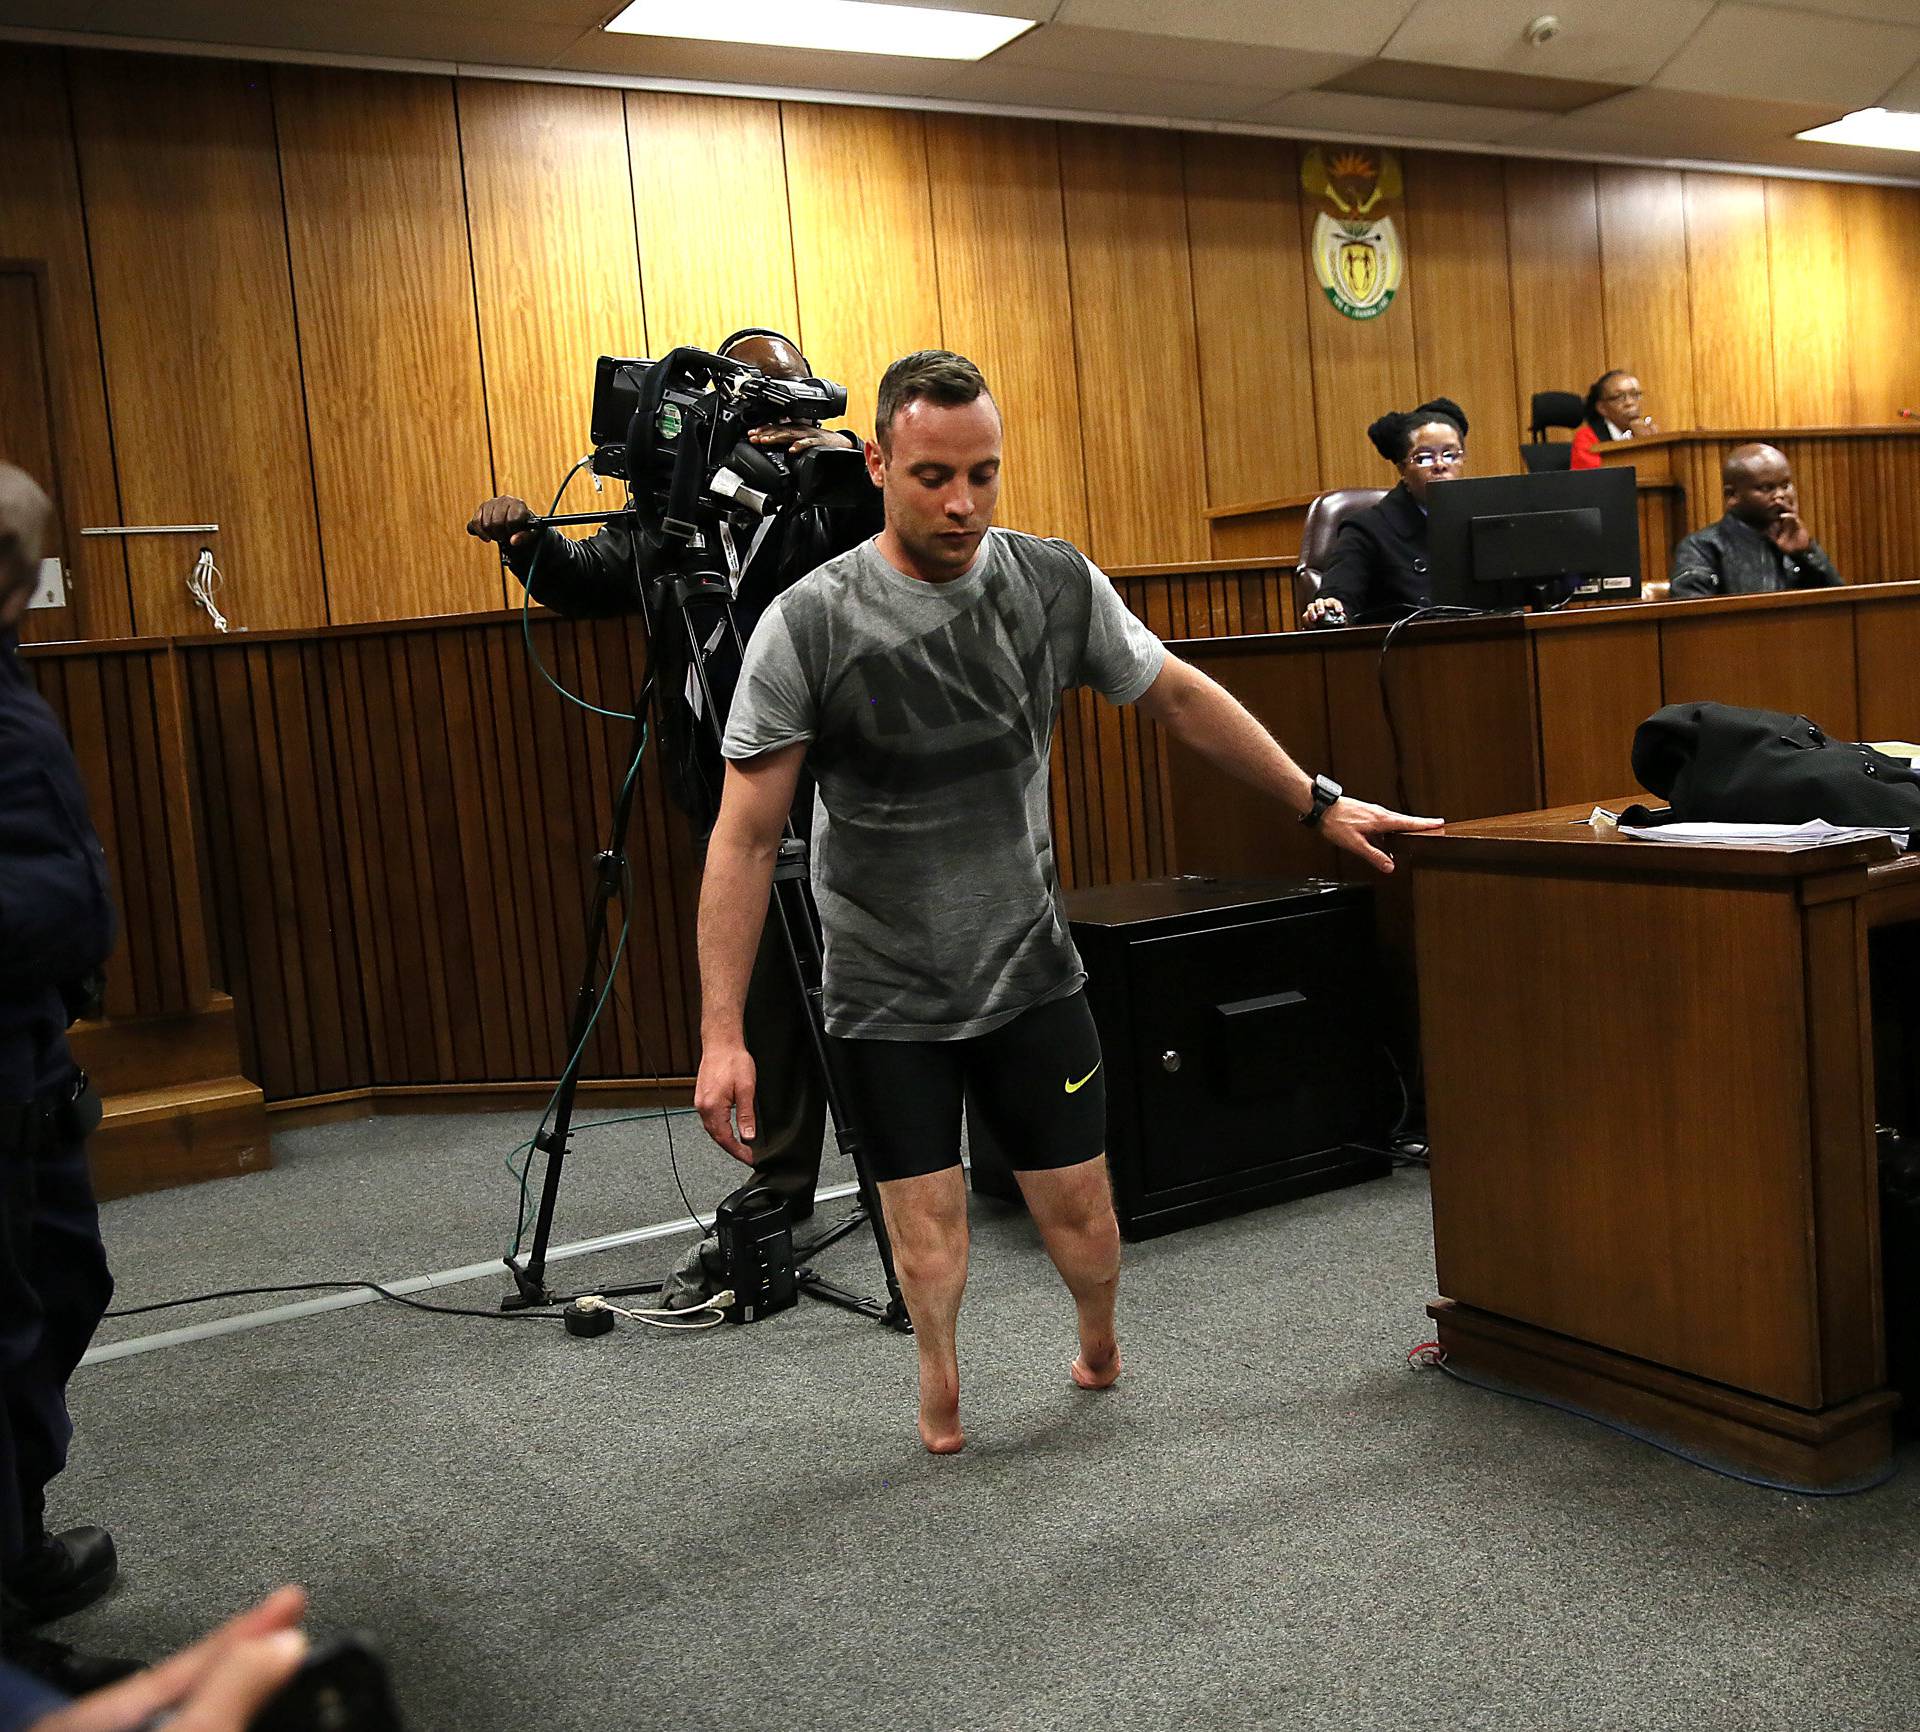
[0,1628,143,1693]
[3,1526,118,1625]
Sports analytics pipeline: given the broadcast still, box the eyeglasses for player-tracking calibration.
[1602,388,1642,403]
[1408,448,1466,470]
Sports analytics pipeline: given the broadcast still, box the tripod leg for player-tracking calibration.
[768,869,911,1331]
[504,706,649,1310]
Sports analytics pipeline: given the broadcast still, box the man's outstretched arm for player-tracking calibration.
[1131,654,1442,872]
[695,743,807,1161]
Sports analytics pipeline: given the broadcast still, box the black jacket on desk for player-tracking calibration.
[1315,483,1431,622]
[0,629,116,1103]
[1668,512,1843,600]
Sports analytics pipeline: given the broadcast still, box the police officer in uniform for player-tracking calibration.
[0,465,128,1694]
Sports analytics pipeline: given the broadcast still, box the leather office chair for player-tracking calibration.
[1294,487,1388,618]
[1520,390,1584,473]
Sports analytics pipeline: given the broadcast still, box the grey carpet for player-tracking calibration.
[49,1114,1920,1731]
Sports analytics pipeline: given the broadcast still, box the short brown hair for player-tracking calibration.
[875,350,991,449]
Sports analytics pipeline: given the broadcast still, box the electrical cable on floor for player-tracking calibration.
[109,1279,564,1323]
[574,1292,730,1332]
[1406,1341,1899,1497]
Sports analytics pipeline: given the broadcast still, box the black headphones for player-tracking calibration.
[717,327,809,371]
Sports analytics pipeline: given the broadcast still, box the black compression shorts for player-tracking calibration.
[828,989,1107,1184]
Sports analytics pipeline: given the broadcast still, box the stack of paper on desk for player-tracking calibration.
[1592,811,1911,849]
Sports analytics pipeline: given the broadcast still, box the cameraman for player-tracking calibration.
[0,467,123,1694]
[466,330,868,1228]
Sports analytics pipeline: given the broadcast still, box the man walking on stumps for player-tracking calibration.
[694,351,1438,1453]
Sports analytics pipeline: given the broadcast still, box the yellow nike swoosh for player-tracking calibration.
[1064,1062,1102,1095]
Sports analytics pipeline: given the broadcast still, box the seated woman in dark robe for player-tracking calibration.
[1302,398,1468,629]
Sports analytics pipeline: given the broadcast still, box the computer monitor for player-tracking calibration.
[1426,467,1640,612]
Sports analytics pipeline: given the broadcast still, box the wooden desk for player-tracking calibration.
[1400,806,1920,1489]
[1596,423,1920,587]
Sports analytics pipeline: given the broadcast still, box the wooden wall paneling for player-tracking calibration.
[484,623,567,1074]
[97,657,167,1014]
[1503,160,1605,452]
[1163,644,1330,881]
[1059,124,1208,567]
[1764,178,1856,428]
[1594,167,1698,437]
[183,651,255,1073]
[1183,134,1321,510]
[1866,436,1920,585]
[1659,608,1859,739]
[1684,173,1777,427]
[0,270,82,645]
[1402,151,1521,476]
[273,67,499,624]
[461,627,536,1077]
[1531,624,1663,805]
[782,103,944,443]
[0,47,131,637]
[625,92,798,356]
[403,630,485,1080]
[925,115,1089,546]
[68,54,325,637]
[291,638,370,1094]
[1297,168,1420,494]
[1844,184,1920,426]
[1854,593,1920,741]
[324,637,401,1087]
[459,80,648,516]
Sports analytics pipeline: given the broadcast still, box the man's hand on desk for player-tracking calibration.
[1319,798,1444,873]
[1302,595,1347,628]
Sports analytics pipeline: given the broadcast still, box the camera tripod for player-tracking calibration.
[499,509,909,1333]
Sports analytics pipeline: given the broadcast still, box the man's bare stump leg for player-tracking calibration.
[877,1166,971,1452]
[1015,1155,1122,1388]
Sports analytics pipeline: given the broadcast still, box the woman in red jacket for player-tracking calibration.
[1571,370,1656,469]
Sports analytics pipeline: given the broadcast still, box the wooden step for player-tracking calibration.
[67,996,245,1098]
[88,1073,271,1201]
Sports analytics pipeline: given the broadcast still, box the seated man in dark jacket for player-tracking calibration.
[1668,443,1842,599]
[1302,397,1469,627]
[467,331,874,1225]
[0,467,127,1695]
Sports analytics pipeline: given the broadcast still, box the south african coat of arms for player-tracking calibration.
[1300,146,1405,321]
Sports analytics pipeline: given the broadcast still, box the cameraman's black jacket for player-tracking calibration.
[1631,702,1920,831]
[0,628,117,1104]
[506,492,869,828]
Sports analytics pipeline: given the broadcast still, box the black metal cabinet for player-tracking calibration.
[970,877,1395,1238]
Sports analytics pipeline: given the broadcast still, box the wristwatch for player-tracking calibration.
[1300,773,1343,828]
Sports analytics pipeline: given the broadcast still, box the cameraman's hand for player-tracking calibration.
[466,495,538,552]
[33,1586,308,1732]
[1318,797,1443,874]
[695,1043,759,1165]
[747,425,859,456]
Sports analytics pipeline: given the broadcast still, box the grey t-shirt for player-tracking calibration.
[721,528,1167,1041]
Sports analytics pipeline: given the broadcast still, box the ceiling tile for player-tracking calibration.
[41,1,587,63]
[1878,59,1920,109]
[1729,0,1920,22]
[1651,3,1920,108]
[1055,0,1420,59]
[555,30,952,96]
[1383,0,1714,84]
[930,59,1276,120]
[1503,85,1920,180]
[1239,87,1548,143]
[985,23,1362,93]
[1320,59,1629,114]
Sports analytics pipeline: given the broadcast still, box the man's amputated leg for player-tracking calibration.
[875,1166,971,1453]
[1015,1154,1121,1388]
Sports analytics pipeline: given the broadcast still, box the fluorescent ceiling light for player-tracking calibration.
[1795,108,1920,153]
[603,0,1036,60]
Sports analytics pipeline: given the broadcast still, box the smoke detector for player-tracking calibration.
[1524,14,1561,46]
